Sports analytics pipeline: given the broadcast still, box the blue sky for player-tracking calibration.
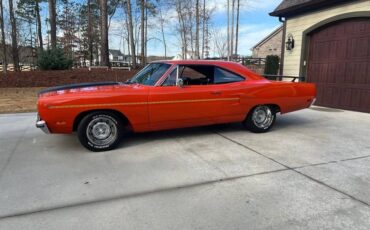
[4,0,283,57]
[107,0,283,57]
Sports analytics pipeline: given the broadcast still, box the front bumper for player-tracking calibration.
[36,116,50,134]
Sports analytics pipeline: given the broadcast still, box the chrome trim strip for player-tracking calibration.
[48,98,240,109]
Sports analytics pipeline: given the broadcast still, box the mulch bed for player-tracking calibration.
[0,68,139,88]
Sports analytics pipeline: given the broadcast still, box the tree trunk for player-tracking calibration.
[201,0,205,59]
[144,6,148,63]
[235,0,240,57]
[227,0,230,60]
[48,0,57,49]
[0,0,7,74]
[159,9,167,58]
[35,1,43,52]
[9,0,19,71]
[124,15,131,59]
[230,0,235,59]
[87,0,93,65]
[177,2,187,59]
[126,0,136,68]
[99,0,109,66]
[140,0,145,66]
[195,0,200,59]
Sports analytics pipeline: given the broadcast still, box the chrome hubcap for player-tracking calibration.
[86,117,117,146]
[252,106,274,129]
[92,122,111,140]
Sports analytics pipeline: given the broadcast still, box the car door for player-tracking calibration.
[148,65,216,130]
[148,65,245,129]
[209,66,247,123]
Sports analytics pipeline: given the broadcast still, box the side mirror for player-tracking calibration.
[176,78,184,87]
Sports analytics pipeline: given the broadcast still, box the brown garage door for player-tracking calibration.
[307,18,370,113]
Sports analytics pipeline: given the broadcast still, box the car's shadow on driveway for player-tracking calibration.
[117,114,314,149]
[48,114,313,152]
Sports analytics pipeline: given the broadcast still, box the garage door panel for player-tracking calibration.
[347,37,370,59]
[307,18,370,113]
[340,88,354,108]
[345,62,368,84]
[360,90,370,110]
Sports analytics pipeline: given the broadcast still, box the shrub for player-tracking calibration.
[37,48,73,70]
[264,55,280,75]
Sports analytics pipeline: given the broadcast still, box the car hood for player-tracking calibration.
[38,82,121,96]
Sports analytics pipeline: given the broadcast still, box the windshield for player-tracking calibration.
[127,63,171,86]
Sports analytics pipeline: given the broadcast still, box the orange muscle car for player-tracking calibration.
[36,60,316,151]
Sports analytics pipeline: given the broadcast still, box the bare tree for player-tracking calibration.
[230,0,235,58]
[158,6,167,58]
[227,0,230,60]
[195,0,200,59]
[98,0,109,66]
[9,0,20,71]
[174,0,197,59]
[140,0,145,66]
[234,0,240,57]
[35,1,43,51]
[125,0,136,68]
[87,0,93,65]
[178,3,187,59]
[212,28,228,58]
[201,0,205,59]
[0,0,7,74]
[48,0,57,49]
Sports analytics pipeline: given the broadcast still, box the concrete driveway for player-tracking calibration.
[0,107,369,229]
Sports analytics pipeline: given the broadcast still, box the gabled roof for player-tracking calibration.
[270,0,358,17]
[109,49,123,57]
[252,26,283,49]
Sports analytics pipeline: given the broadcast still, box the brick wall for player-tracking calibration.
[0,69,138,88]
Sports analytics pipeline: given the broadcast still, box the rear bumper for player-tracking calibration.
[36,117,50,134]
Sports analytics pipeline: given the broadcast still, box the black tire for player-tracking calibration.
[243,105,276,133]
[77,111,124,152]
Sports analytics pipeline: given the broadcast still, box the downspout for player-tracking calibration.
[279,16,286,76]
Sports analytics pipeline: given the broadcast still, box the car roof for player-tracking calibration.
[151,60,264,81]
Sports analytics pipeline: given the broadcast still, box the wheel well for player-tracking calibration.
[73,109,130,132]
[268,104,281,114]
[247,104,281,117]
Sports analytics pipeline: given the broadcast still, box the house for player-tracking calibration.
[0,44,37,70]
[109,49,124,61]
[251,26,283,59]
[270,0,370,113]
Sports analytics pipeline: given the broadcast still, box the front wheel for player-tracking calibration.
[77,111,123,152]
[243,105,276,133]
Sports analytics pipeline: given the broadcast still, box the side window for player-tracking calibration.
[214,67,244,84]
[181,65,213,85]
[162,68,177,86]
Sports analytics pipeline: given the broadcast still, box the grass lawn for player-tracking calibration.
[0,88,43,114]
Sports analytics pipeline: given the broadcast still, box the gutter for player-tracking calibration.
[278,17,286,76]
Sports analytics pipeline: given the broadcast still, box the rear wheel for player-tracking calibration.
[77,111,123,151]
[243,105,276,133]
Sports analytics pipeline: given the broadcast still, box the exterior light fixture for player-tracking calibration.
[286,34,295,50]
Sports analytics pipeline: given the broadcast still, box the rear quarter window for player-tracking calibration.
[214,67,245,84]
